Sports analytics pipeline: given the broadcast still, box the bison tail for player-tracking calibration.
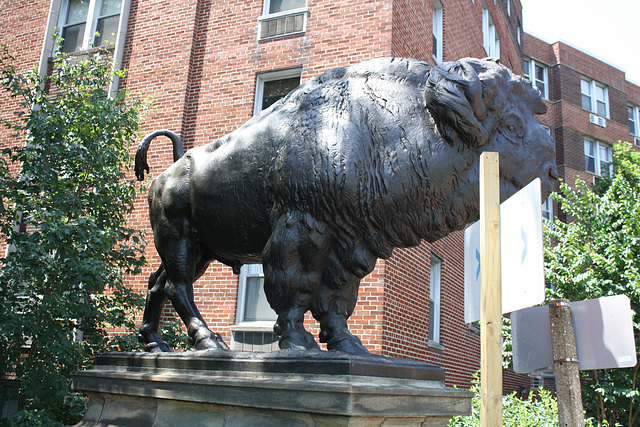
[134,129,185,181]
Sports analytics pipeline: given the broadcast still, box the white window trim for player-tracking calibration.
[428,254,442,346]
[482,3,500,59]
[629,105,640,136]
[253,68,302,115]
[40,0,130,98]
[235,264,277,328]
[523,58,548,100]
[584,138,613,177]
[541,195,553,221]
[432,0,444,65]
[581,78,609,119]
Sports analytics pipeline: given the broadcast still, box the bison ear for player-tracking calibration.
[425,59,489,147]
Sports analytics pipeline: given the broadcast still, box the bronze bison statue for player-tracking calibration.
[135,57,558,354]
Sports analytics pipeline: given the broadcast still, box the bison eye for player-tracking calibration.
[499,115,525,143]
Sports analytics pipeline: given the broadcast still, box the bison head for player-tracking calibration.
[425,58,558,202]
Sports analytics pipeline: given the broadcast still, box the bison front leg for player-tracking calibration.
[263,212,327,352]
[311,277,370,355]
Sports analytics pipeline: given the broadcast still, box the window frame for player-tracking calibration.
[428,254,443,346]
[57,0,123,53]
[432,0,444,64]
[541,196,553,221]
[581,78,609,118]
[523,58,548,100]
[235,264,277,327]
[629,105,640,136]
[482,3,500,58]
[39,0,130,98]
[258,0,309,41]
[236,68,303,329]
[584,138,613,177]
[253,68,302,115]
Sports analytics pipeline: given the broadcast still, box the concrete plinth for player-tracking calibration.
[72,351,472,426]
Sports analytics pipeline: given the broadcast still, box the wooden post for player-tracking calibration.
[480,152,503,427]
[549,299,585,427]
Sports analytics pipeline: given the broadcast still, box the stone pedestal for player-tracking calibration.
[72,351,472,426]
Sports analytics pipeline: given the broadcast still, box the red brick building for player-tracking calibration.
[1,0,638,405]
[524,33,640,204]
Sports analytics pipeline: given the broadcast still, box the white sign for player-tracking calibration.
[512,295,637,372]
[464,178,545,323]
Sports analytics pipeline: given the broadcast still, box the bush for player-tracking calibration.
[0,41,147,426]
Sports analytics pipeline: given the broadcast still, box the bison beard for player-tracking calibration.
[135,57,558,354]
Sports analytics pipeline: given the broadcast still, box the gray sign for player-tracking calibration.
[512,295,637,373]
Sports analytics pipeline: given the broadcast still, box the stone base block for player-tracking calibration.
[72,350,472,426]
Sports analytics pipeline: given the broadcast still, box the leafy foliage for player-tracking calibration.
[0,44,147,425]
[544,142,640,427]
[447,372,580,426]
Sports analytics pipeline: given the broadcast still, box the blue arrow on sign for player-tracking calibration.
[521,226,528,264]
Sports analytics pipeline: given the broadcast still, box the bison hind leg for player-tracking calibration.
[138,265,173,352]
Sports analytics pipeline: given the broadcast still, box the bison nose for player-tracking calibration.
[541,163,560,198]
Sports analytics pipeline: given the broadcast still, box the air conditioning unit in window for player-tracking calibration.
[634,136,640,148]
[258,9,308,40]
[589,113,606,128]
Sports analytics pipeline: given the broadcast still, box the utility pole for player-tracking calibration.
[549,299,585,426]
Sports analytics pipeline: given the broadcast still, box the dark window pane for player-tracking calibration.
[585,156,595,173]
[62,23,86,53]
[582,94,591,111]
[261,76,300,110]
[95,14,120,46]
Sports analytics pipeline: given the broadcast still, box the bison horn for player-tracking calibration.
[458,60,487,122]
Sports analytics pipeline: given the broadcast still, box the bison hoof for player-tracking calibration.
[279,331,321,351]
[143,341,173,353]
[194,333,230,351]
[327,334,370,355]
[139,332,173,353]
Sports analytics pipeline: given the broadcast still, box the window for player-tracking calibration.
[629,105,640,136]
[523,58,548,99]
[482,3,500,58]
[236,264,276,323]
[254,69,302,114]
[581,78,609,118]
[258,0,308,40]
[584,139,612,177]
[432,0,444,64]
[58,0,123,53]
[506,0,511,16]
[233,69,302,350]
[428,255,442,344]
[541,196,553,221]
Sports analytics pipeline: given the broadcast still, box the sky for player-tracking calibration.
[519,0,640,84]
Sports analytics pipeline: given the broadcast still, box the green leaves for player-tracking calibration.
[544,141,640,427]
[0,43,147,425]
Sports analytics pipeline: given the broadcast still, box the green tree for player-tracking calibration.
[447,372,575,427]
[0,44,147,426]
[544,141,640,426]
